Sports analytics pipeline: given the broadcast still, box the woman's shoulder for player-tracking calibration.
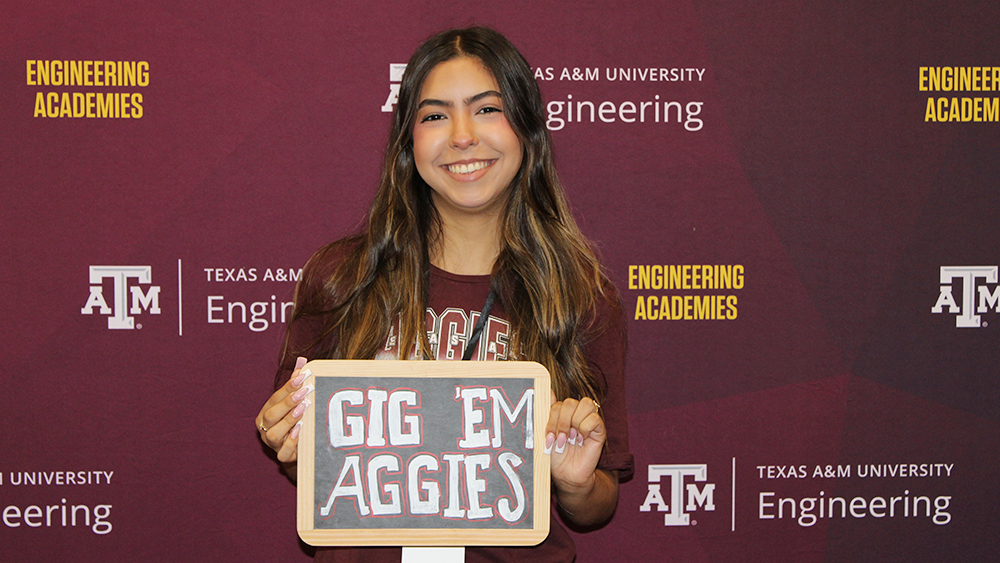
[303,234,363,278]
[582,274,627,348]
[295,234,365,310]
[593,274,625,324]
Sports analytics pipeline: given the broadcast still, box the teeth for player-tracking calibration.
[447,161,490,174]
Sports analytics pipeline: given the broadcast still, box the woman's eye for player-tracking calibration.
[420,113,445,123]
[478,106,502,115]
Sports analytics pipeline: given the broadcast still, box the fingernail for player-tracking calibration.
[289,421,302,440]
[295,357,307,370]
[544,433,555,454]
[292,367,312,387]
[568,428,578,445]
[292,398,312,418]
[292,384,315,402]
[555,433,567,453]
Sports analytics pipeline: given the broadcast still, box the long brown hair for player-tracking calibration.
[284,27,616,401]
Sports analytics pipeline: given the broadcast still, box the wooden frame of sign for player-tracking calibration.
[297,360,551,547]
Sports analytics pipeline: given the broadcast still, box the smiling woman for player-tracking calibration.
[256,26,632,563]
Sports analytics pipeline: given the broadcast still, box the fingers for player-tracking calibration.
[261,383,312,448]
[555,398,578,452]
[257,357,315,459]
[545,396,603,454]
[571,398,604,440]
[275,420,302,463]
[258,357,308,431]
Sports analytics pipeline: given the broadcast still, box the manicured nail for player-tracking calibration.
[555,433,567,453]
[568,428,578,445]
[544,433,555,454]
[292,384,314,402]
[289,421,302,440]
[295,357,307,370]
[292,367,312,387]
[292,398,312,418]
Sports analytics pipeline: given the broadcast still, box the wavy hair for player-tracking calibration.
[285,27,614,401]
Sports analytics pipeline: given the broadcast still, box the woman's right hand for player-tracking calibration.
[256,357,314,467]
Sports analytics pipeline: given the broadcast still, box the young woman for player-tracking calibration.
[256,27,631,562]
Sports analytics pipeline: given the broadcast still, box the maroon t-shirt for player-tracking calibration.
[275,247,632,563]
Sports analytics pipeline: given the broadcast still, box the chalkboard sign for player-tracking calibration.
[297,360,551,547]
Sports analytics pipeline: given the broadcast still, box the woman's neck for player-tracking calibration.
[430,211,501,276]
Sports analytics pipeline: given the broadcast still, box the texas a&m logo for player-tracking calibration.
[81,266,161,329]
[931,266,999,328]
[639,464,716,526]
[380,63,407,112]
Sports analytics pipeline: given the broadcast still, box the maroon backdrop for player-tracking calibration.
[2,1,998,561]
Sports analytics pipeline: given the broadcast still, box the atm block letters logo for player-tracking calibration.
[931,266,999,328]
[81,266,161,329]
[381,63,407,112]
[639,464,716,526]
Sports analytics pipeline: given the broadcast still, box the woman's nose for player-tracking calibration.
[450,114,478,150]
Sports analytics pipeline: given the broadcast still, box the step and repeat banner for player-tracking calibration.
[2,1,998,561]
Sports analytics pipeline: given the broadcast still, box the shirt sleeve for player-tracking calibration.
[587,287,634,481]
[273,242,345,390]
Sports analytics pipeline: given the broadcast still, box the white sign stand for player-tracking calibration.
[401,547,465,563]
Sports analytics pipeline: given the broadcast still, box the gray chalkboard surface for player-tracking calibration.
[297,360,551,547]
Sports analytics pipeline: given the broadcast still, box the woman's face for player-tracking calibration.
[412,57,523,221]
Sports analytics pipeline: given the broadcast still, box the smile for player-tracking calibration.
[445,160,494,174]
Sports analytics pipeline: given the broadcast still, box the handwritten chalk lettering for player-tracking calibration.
[443,453,466,518]
[456,386,535,450]
[322,454,368,516]
[328,388,423,448]
[497,452,527,523]
[388,390,421,446]
[368,454,404,516]
[463,453,493,520]
[458,387,490,448]
[305,368,547,540]
[491,388,533,449]
[320,451,527,523]
[408,454,441,515]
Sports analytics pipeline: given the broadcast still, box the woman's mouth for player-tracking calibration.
[445,160,494,174]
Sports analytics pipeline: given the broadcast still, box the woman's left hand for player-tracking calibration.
[546,392,606,496]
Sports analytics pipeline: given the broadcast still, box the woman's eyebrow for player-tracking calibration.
[417,90,502,109]
[465,90,502,105]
